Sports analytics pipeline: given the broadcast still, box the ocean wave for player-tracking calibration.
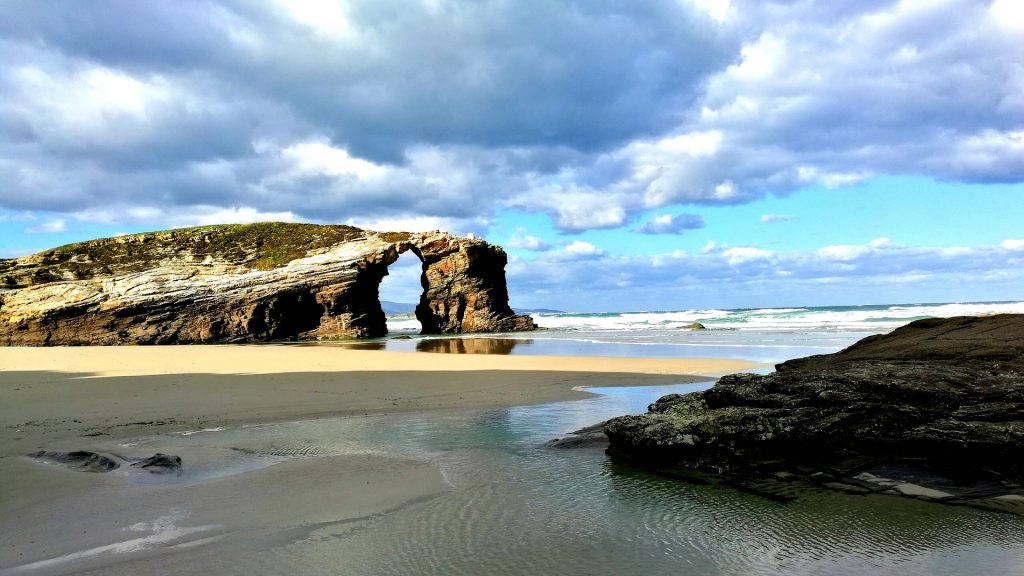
[530,301,1024,333]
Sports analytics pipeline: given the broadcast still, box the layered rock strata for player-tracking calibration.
[0,223,534,344]
[605,315,1024,508]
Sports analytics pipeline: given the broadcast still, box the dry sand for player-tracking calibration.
[0,345,755,575]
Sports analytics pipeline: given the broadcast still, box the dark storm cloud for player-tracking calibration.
[0,0,738,155]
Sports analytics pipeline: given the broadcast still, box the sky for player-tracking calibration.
[1,0,1022,311]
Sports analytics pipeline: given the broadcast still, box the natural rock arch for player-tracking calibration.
[329,233,536,339]
[0,224,535,345]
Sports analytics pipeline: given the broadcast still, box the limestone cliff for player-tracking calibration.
[0,223,535,344]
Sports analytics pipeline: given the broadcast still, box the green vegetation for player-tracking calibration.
[378,231,413,243]
[0,222,374,287]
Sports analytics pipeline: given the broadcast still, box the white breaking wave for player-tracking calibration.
[530,301,1024,333]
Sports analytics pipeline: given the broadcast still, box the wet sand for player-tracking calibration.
[0,346,755,575]
[0,345,755,452]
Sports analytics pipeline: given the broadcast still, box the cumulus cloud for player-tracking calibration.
[0,0,739,232]
[0,0,1020,235]
[504,0,1024,221]
[561,241,605,258]
[817,238,893,261]
[635,213,706,235]
[1002,239,1024,251]
[507,237,1024,310]
[506,228,553,252]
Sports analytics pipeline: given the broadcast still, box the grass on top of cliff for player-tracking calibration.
[1,222,373,287]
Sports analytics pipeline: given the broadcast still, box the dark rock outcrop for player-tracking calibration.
[545,422,610,449]
[605,314,1024,509]
[27,450,183,475]
[130,453,182,475]
[0,223,535,344]
[28,450,120,472]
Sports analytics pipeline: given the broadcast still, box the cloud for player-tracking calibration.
[342,215,489,236]
[722,246,773,266]
[0,0,1020,235]
[635,213,706,235]
[0,211,36,223]
[561,241,605,258]
[506,228,553,252]
[0,0,736,232]
[505,0,1024,222]
[188,207,298,227]
[1002,239,1024,251]
[25,219,67,234]
[506,237,1024,310]
[817,237,893,261]
[760,213,795,224]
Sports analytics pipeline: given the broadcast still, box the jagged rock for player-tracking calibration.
[413,233,536,334]
[605,314,1024,509]
[0,223,535,344]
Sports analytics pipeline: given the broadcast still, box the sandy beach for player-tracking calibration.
[0,345,755,450]
[0,346,754,575]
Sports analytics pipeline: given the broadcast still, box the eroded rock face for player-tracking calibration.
[414,234,537,334]
[605,315,1024,509]
[0,223,534,344]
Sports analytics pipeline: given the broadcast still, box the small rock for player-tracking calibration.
[130,453,182,475]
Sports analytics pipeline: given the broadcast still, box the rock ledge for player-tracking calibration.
[605,314,1024,511]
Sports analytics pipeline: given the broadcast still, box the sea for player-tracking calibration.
[382,300,1024,365]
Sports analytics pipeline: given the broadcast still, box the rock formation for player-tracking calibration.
[605,314,1024,509]
[28,450,183,475]
[0,223,535,344]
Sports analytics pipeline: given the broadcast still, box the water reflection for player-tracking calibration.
[101,384,1024,575]
[326,341,387,351]
[416,337,530,354]
[308,329,863,364]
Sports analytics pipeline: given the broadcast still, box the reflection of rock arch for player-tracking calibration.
[415,337,528,354]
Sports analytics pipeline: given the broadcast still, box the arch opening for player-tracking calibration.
[378,248,426,336]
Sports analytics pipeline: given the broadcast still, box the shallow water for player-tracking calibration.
[375,300,1024,364]
[331,328,870,364]
[74,383,1024,575]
